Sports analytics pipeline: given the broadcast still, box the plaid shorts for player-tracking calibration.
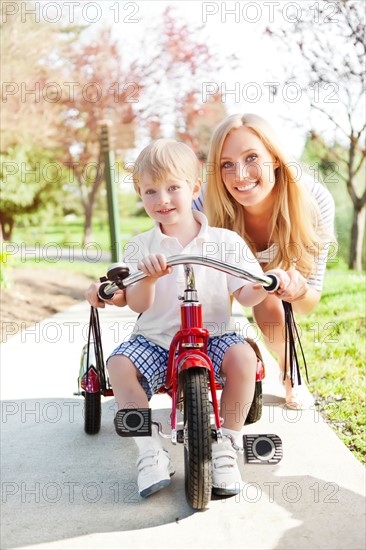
[107,333,248,400]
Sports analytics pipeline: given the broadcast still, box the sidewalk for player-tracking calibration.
[1,301,365,550]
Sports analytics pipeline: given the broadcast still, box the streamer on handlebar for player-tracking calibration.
[86,307,107,393]
[282,301,309,386]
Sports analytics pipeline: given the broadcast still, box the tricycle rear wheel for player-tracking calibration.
[245,380,262,425]
[84,392,101,435]
[183,368,212,510]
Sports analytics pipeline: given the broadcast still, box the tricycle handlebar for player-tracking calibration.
[98,255,279,301]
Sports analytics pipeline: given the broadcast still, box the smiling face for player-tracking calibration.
[220,126,279,211]
[139,174,200,231]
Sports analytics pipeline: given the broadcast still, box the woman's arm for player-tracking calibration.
[275,268,320,314]
[85,282,126,308]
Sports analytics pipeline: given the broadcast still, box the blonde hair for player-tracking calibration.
[205,113,331,276]
[133,139,200,194]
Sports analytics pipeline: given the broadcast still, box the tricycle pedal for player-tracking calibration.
[114,408,151,437]
[243,434,283,464]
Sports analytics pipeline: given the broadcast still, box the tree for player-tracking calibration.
[136,7,233,143]
[59,27,139,245]
[0,148,67,240]
[0,6,67,240]
[176,92,228,161]
[266,0,365,270]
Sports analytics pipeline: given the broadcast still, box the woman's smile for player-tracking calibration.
[234,181,258,192]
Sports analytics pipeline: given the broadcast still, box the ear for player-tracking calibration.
[273,158,280,170]
[192,178,202,199]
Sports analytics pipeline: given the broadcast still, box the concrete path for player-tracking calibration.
[1,302,365,550]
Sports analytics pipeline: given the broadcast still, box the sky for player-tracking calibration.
[99,0,311,156]
[10,0,357,157]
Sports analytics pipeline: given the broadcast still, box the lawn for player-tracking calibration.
[296,269,366,463]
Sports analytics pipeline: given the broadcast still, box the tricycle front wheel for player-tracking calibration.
[183,368,212,510]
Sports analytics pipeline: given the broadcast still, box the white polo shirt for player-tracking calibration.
[123,211,264,350]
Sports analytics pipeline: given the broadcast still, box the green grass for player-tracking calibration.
[296,270,366,463]
[11,216,154,251]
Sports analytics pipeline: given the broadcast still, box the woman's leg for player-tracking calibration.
[253,294,303,408]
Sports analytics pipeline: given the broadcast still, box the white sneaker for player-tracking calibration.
[212,437,243,496]
[136,448,175,498]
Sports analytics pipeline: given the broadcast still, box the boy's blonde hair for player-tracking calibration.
[205,113,334,277]
[132,139,200,194]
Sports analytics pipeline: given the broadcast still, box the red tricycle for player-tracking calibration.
[76,255,283,509]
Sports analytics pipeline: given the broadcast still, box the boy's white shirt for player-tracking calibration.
[123,211,264,350]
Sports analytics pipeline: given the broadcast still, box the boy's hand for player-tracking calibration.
[138,254,172,279]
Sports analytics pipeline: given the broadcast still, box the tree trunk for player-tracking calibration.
[348,204,365,271]
[0,213,14,241]
[83,205,94,246]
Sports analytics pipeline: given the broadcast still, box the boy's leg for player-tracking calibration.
[220,343,256,430]
[108,351,174,498]
[108,355,149,410]
[209,338,257,496]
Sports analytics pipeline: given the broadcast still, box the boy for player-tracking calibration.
[88,139,289,498]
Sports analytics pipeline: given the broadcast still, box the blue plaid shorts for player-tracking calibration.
[107,333,248,400]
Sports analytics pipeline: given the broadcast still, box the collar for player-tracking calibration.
[153,210,210,247]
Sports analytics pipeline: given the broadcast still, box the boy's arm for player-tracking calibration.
[126,278,157,313]
[126,253,172,313]
[233,269,291,307]
[233,283,267,307]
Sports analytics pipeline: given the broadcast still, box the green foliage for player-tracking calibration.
[0,147,69,234]
[301,135,366,266]
[0,251,11,289]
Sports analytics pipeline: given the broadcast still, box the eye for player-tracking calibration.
[168,185,180,191]
[246,154,258,162]
[221,161,234,169]
[144,189,155,195]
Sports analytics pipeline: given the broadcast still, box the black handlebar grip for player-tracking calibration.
[265,274,280,292]
[98,282,115,301]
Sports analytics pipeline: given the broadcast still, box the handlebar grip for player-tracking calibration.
[265,274,280,292]
[98,282,115,301]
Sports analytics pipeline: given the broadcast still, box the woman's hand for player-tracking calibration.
[274,268,309,302]
[263,268,291,295]
[85,282,126,308]
[138,254,172,279]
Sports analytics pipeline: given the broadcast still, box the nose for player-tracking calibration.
[235,162,257,183]
[156,190,169,204]
[233,161,249,182]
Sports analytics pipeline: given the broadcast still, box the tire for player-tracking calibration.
[183,368,212,510]
[245,380,263,425]
[84,392,101,435]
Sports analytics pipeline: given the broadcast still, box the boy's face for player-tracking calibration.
[139,173,201,227]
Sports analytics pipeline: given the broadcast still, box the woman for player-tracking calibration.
[195,113,336,408]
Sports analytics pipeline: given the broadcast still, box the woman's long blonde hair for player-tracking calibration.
[205,113,331,276]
